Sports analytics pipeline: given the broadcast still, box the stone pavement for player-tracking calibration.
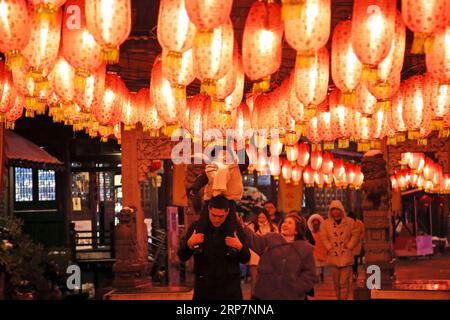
[105,253,450,300]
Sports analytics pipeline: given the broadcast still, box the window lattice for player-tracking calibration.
[15,167,33,202]
[38,170,56,201]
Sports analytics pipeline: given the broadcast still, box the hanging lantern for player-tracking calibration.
[113,122,121,144]
[92,72,124,126]
[0,63,15,122]
[313,170,324,188]
[367,12,405,107]
[390,175,399,191]
[402,75,432,140]
[204,95,236,140]
[423,158,435,181]
[402,0,447,54]
[292,165,302,185]
[5,94,24,129]
[22,6,61,83]
[284,0,330,65]
[408,153,425,173]
[297,143,310,168]
[49,57,76,106]
[62,0,103,89]
[286,144,299,164]
[321,152,334,175]
[269,156,281,179]
[85,0,131,64]
[306,115,321,148]
[210,44,239,113]
[387,91,407,142]
[424,180,434,193]
[242,0,283,93]
[333,158,345,181]
[29,0,65,21]
[356,83,378,117]
[246,144,258,172]
[186,94,209,140]
[185,0,232,46]
[310,150,323,171]
[331,20,362,105]
[157,0,197,72]
[0,0,30,69]
[74,63,106,113]
[432,163,443,187]
[351,0,396,81]
[234,102,252,143]
[139,88,164,134]
[270,136,283,157]
[288,71,306,131]
[122,91,140,131]
[354,167,364,189]
[426,25,450,84]
[323,173,334,186]
[11,65,41,117]
[345,162,357,188]
[151,56,186,130]
[303,165,314,187]
[329,89,353,148]
[194,18,234,97]
[424,74,450,131]
[256,151,269,174]
[443,174,450,193]
[282,160,293,183]
[223,55,245,114]
[370,107,387,150]
[294,46,329,120]
[353,111,372,152]
[317,111,334,150]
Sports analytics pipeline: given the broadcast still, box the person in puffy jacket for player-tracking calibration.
[307,213,326,283]
[238,213,316,300]
[320,200,360,300]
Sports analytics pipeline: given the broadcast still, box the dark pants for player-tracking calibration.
[353,255,360,276]
[193,275,243,300]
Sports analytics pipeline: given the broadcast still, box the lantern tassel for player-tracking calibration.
[124,124,135,131]
[417,138,427,146]
[296,51,315,69]
[311,144,321,152]
[102,46,120,64]
[211,99,226,114]
[376,99,390,112]
[5,50,24,70]
[357,141,371,152]
[431,119,444,131]
[370,139,381,150]
[338,138,349,149]
[34,3,58,25]
[201,79,217,96]
[6,121,15,130]
[195,29,214,48]
[340,91,356,106]
[74,70,89,90]
[408,130,420,140]
[362,65,378,82]
[396,133,406,142]
[387,136,397,146]
[281,2,305,21]
[424,35,435,54]
[25,96,37,109]
[439,128,450,139]
[305,105,317,120]
[165,51,183,70]
[373,81,391,97]
[411,32,435,55]
[323,141,334,150]
[28,68,45,83]
[172,85,186,105]
[163,124,179,137]
[252,76,271,93]
[25,109,35,118]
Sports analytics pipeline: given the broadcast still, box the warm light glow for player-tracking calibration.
[258,29,275,56]
[305,3,319,36]
[366,8,384,45]
[101,0,114,41]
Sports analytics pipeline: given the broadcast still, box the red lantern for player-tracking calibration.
[297,142,310,168]
[331,20,362,103]
[234,102,252,143]
[22,6,61,81]
[323,173,333,186]
[423,157,435,181]
[92,72,124,126]
[139,88,164,133]
[122,91,140,131]
[292,165,302,185]
[329,89,353,148]
[402,0,447,54]
[351,0,396,80]
[353,111,372,152]
[387,91,407,139]
[5,94,24,129]
[390,175,398,191]
[306,116,321,146]
[288,71,305,126]
[408,153,425,173]
[294,46,329,119]
[270,137,283,157]
[356,83,377,117]
[317,111,334,150]
[443,174,450,193]
[151,56,186,127]
[49,57,76,105]
[402,75,432,140]
[0,63,15,120]
[313,170,324,187]
[85,0,131,64]
[310,150,323,171]
[282,161,293,183]
[256,151,269,174]
[157,0,197,70]
[62,0,103,89]
[286,144,299,164]
[354,167,364,189]
[224,55,245,113]
[284,0,330,56]
[370,107,387,148]
[424,74,450,130]
[186,93,209,139]
[74,63,106,113]
[185,0,232,33]
[11,65,41,117]
[321,152,334,175]
[246,144,258,171]
[426,25,450,83]
[345,162,357,187]
[269,156,281,179]
[194,18,234,97]
[303,165,314,187]
[0,0,30,69]
[242,0,283,92]
[333,158,345,181]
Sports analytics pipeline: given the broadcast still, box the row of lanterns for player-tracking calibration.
[1,0,450,148]
[245,142,364,189]
[391,152,450,194]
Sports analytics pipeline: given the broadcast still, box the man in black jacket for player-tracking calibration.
[178,195,251,300]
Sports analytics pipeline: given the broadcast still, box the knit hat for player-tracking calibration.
[328,200,347,218]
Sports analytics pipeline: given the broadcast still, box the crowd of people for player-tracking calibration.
[180,149,365,300]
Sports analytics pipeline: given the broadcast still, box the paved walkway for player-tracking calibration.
[105,253,450,300]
